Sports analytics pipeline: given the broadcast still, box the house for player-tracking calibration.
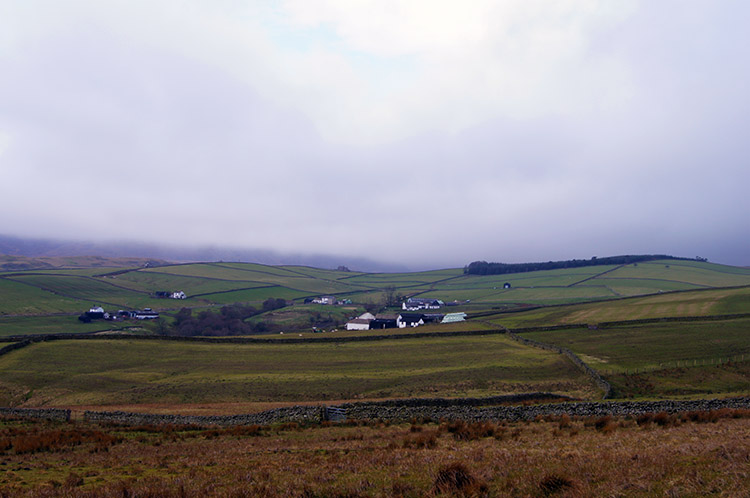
[171,291,186,299]
[370,313,398,329]
[312,296,336,305]
[441,312,467,323]
[134,308,160,320]
[402,298,443,311]
[345,318,372,331]
[357,312,376,321]
[397,313,425,328]
[86,306,105,319]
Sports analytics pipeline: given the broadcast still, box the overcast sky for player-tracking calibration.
[1,1,748,269]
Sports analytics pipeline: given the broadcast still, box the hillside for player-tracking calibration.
[0,256,748,412]
[1,258,750,337]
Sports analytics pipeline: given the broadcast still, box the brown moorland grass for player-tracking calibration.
[1,410,749,496]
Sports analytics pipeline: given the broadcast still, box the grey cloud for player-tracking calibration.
[1,2,749,269]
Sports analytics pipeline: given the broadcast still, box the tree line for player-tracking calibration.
[463,255,691,276]
[168,298,287,336]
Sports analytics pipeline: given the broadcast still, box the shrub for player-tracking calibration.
[594,415,613,431]
[432,462,487,497]
[442,421,497,441]
[402,430,438,449]
[558,414,571,429]
[653,412,675,427]
[539,474,576,496]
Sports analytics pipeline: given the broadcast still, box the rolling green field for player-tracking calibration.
[486,286,750,329]
[521,317,750,398]
[2,257,750,338]
[0,256,749,409]
[0,336,595,407]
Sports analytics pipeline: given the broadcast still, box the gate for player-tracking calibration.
[325,406,347,422]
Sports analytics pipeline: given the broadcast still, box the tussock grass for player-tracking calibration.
[2,410,749,496]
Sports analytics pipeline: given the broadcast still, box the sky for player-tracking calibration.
[1,0,749,269]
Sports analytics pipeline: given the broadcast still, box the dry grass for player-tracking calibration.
[1,409,750,496]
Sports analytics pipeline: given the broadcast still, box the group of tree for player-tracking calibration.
[168,298,287,336]
[464,255,691,276]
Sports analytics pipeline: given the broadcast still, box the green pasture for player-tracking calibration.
[4,259,750,337]
[2,267,129,277]
[0,315,129,337]
[210,262,315,277]
[606,261,750,287]
[415,285,617,305]
[484,286,750,328]
[142,263,308,283]
[341,269,462,286]
[442,266,619,289]
[0,336,596,406]
[276,265,366,280]
[108,271,271,296]
[4,274,159,309]
[0,278,87,315]
[521,318,750,373]
[144,264,369,294]
[192,286,309,305]
[605,362,750,399]
[588,278,705,297]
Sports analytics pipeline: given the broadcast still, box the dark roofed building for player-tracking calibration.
[397,313,425,328]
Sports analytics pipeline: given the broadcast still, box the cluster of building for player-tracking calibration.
[152,290,187,299]
[303,296,353,305]
[401,297,444,311]
[79,305,160,322]
[345,311,467,331]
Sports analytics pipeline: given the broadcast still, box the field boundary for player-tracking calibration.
[3,313,748,347]
[0,328,511,347]
[472,284,750,321]
[5,397,749,426]
[507,331,611,399]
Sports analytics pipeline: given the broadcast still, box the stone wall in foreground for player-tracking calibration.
[77,397,750,427]
[82,405,324,426]
[340,397,750,423]
[0,407,71,422]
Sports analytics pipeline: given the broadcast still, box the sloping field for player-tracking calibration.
[402,260,750,306]
[4,274,158,310]
[439,266,620,289]
[106,271,273,296]
[485,286,750,328]
[194,286,309,304]
[521,317,750,398]
[0,278,88,315]
[605,261,750,287]
[0,315,130,337]
[142,264,370,294]
[521,318,750,373]
[3,259,750,339]
[0,336,596,407]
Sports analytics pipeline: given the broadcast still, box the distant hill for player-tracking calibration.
[0,254,169,271]
[0,234,408,273]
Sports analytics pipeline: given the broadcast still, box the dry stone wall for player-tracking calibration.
[338,397,750,423]
[0,407,70,422]
[83,405,324,426]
